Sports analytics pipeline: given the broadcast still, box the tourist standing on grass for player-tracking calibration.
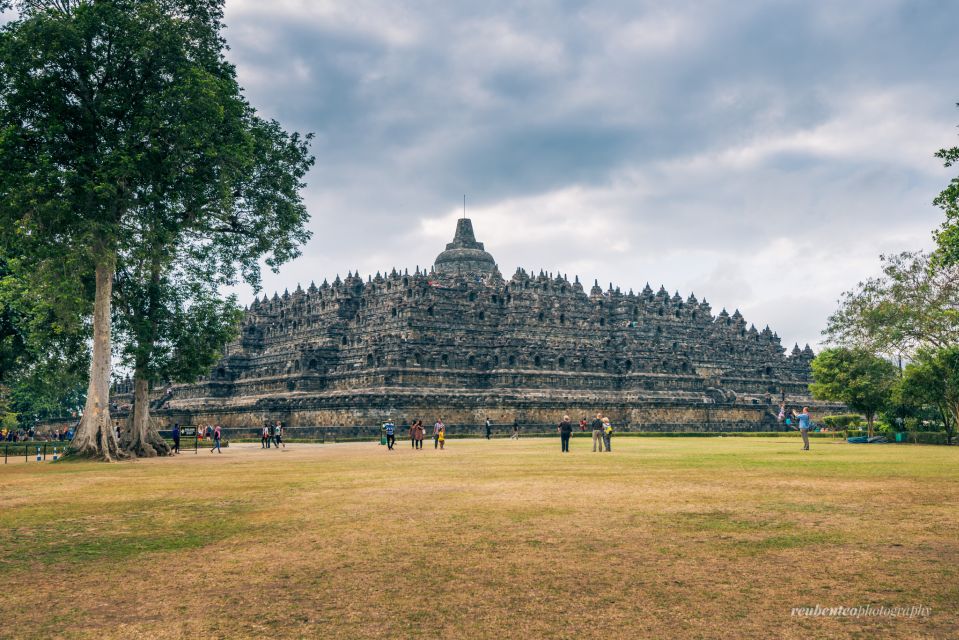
[511,419,519,439]
[591,413,604,452]
[261,424,269,448]
[210,425,222,453]
[172,423,180,454]
[438,425,446,450]
[485,417,492,440]
[433,418,444,449]
[410,420,417,448]
[579,417,588,432]
[384,420,396,450]
[792,407,812,451]
[603,417,613,452]
[414,421,425,449]
[558,415,573,453]
[274,422,284,448]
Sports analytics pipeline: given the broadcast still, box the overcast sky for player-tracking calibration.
[221,0,956,350]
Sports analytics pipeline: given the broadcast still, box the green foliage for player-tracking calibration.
[113,259,244,385]
[897,347,959,443]
[0,251,88,426]
[0,0,312,285]
[0,387,17,430]
[902,431,953,445]
[0,0,313,436]
[0,253,89,385]
[933,103,959,265]
[821,414,864,429]
[824,251,959,358]
[809,348,899,426]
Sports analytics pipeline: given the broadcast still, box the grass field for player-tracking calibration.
[1,436,957,639]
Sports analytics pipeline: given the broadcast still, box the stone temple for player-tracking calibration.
[160,218,831,433]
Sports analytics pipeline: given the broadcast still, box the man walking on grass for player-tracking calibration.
[210,425,222,453]
[591,413,604,452]
[274,421,284,448]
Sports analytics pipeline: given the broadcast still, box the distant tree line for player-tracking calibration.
[812,105,959,444]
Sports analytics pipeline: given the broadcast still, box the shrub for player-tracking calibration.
[823,414,864,429]
[904,432,951,445]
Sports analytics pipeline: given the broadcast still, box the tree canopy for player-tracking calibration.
[0,0,313,458]
[898,348,959,443]
[824,251,959,358]
[933,103,959,265]
[809,347,899,436]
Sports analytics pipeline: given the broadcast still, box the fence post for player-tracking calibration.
[43,443,47,461]
[195,431,198,454]
[4,444,6,464]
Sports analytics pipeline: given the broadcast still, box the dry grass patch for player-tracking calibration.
[0,438,957,639]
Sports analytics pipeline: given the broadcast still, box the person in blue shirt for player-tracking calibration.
[792,407,812,450]
[171,423,181,454]
[383,421,396,450]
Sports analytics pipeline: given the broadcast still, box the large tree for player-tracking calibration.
[113,250,243,457]
[0,1,313,459]
[897,348,959,445]
[809,347,899,438]
[824,251,959,359]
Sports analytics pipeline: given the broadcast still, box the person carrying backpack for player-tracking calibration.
[602,417,613,452]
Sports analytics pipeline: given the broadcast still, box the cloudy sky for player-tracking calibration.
[222,0,957,350]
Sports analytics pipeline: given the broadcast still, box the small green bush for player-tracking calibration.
[823,414,864,429]
[904,432,951,445]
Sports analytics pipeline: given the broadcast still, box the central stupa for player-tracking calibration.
[433,218,497,276]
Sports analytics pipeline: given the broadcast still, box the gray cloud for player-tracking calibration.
[222,0,958,350]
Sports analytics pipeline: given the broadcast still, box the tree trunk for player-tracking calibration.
[68,256,126,461]
[948,405,959,446]
[122,373,171,457]
[867,414,874,439]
